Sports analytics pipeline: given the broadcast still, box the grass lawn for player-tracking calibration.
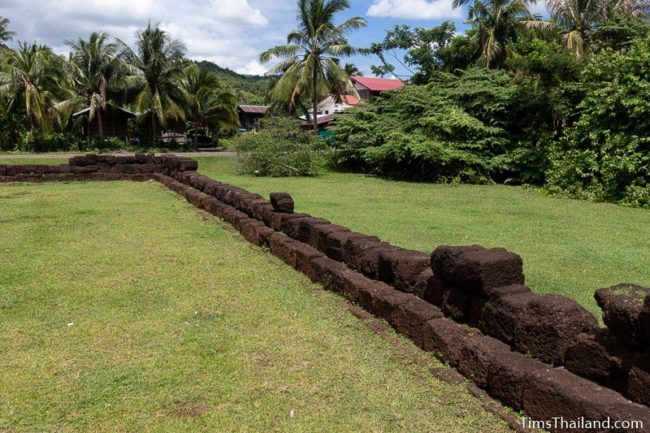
[0,180,511,433]
[0,158,68,165]
[196,157,650,317]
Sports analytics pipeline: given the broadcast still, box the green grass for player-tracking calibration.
[0,158,68,165]
[197,157,650,316]
[0,180,511,433]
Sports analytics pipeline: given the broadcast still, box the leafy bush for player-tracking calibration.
[104,137,129,150]
[16,130,84,152]
[545,38,650,207]
[331,69,521,183]
[235,117,320,177]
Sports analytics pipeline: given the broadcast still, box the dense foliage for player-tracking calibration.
[332,0,650,207]
[332,70,515,182]
[546,37,650,207]
[235,117,320,177]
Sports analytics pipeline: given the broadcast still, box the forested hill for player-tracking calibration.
[196,61,273,105]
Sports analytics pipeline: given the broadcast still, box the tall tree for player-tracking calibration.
[343,63,362,76]
[260,0,367,133]
[180,64,238,146]
[0,42,61,131]
[0,17,16,48]
[120,23,187,139]
[453,0,532,69]
[367,22,461,81]
[526,0,646,59]
[66,32,120,143]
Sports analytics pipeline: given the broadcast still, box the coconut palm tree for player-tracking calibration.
[453,0,532,69]
[259,0,367,133]
[0,17,16,48]
[66,32,121,144]
[525,0,645,59]
[180,65,238,146]
[120,23,187,140]
[0,42,61,131]
[343,63,362,76]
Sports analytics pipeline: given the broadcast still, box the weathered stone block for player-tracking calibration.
[523,367,650,432]
[184,189,209,208]
[564,332,627,387]
[342,235,391,279]
[458,334,514,388]
[295,217,330,244]
[202,180,222,196]
[268,233,302,267]
[279,215,315,239]
[178,159,198,171]
[69,155,90,166]
[309,256,348,293]
[441,287,473,322]
[308,224,353,261]
[240,220,274,247]
[628,356,650,407]
[272,212,309,233]
[480,292,598,365]
[269,192,294,213]
[643,296,650,347]
[487,346,547,410]
[422,318,480,367]
[595,284,650,348]
[389,295,443,347]
[239,198,267,219]
[468,295,488,325]
[431,245,524,296]
[292,241,325,279]
[378,249,431,294]
[415,269,445,305]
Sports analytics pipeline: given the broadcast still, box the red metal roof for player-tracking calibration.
[351,76,404,92]
[238,105,269,114]
[340,94,360,105]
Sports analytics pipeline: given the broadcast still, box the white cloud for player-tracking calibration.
[367,0,462,20]
[0,0,285,74]
[240,60,268,76]
[528,0,549,16]
[209,0,268,26]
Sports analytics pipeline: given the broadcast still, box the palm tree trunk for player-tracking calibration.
[312,67,319,134]
[151,112,158,143]
[97,109,105,146]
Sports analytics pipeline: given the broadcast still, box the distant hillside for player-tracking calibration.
[196,61,273,105]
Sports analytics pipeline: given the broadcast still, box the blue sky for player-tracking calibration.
[341,0,469,77]
[0,0,545,77]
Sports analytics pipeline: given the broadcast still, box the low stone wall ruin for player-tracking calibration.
[0,153,197,183]
[2,154,649,432]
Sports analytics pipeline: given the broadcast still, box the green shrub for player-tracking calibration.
[331,69,516,183]
[16,130,84,152]
[104,137,129,150]
[545,37,650,207]
[235,117,320,177]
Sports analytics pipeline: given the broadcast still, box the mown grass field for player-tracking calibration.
[0,180,511,433]
[196,156,650,316]
[1,158,68,165]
